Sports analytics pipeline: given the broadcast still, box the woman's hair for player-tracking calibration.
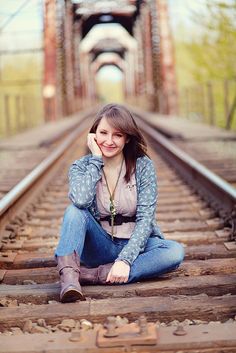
[90,103,149,182]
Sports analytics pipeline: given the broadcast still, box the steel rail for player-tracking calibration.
[134,115,236,219]
[0,115,93,233]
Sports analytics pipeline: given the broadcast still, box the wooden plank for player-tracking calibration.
[177,258,236,276]
[185,244,236,260]
[0,274,235,304]
[166,231,225,245]
[156,185,192,192]
[30,211,64,220]
[35,202,68,210]
[157,211,211,221]
[17,226,59,238]
[158,190,194,198]
[158,203,203,212]
[0,295,235,330]
[24,219,60,228]
[2,240,57,252]
[159,219,221,232]
[157,195,202,206]
[1,267,58,284]
[1,258,236,285]
[4,253,56,269]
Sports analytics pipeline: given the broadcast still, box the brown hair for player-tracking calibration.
[90,103,149,182]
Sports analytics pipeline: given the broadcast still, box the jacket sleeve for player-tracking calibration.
[68,155,104,208]
[116,158,157,265]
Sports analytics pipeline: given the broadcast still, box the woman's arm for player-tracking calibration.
[68,155,104,208]
[116,158,158,265]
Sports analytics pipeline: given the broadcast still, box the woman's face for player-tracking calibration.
[96,117,128,159]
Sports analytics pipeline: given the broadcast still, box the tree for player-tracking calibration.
[187,0,236,81]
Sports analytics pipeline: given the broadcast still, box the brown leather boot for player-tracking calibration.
[80,263,113,285]
[57,252,85,303]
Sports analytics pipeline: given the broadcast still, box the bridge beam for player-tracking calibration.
[155,0,178,114]
[43,0,58,121]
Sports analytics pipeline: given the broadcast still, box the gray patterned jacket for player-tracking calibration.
[68,154,164,265]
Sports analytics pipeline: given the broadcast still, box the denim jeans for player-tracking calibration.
[55,204,185,283]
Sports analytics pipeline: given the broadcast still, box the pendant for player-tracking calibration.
[110,198,116,217]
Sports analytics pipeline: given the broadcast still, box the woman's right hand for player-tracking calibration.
[87,133,102,157]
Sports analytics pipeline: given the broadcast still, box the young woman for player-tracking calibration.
[55,103,184,303]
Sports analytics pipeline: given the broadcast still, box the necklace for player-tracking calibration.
[102,158,124,240]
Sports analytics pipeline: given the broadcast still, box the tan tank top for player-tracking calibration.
[96,162,137,239]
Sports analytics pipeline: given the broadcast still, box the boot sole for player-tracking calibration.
[61,289,85,303]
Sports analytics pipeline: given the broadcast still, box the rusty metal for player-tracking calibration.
[69,330,82,342]
[224,241,236,251]
[64,0,75,115]
[138,315,148,336]
[141,4,155,111]
[43,0,57,121]
[173,325,187,336]
[156,0,178,114]
[97,321,158,349]
[43,0,177,114]
[103,316,118,338]
[149,0,161,112]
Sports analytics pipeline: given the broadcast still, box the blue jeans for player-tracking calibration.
[55,205,184,283]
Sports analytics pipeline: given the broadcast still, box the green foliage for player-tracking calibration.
[176,0,236,130]
[186,0,236,81]
[0,53,43,137]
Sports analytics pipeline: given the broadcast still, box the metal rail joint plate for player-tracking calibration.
[97,317,158,349]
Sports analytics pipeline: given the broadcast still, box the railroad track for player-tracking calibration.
[0,113,236,352]
[174,138,236,188]
[0,108,97,201]
[131,106,236,188]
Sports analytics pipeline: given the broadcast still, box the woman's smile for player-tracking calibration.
[102,145,117,150]
[96,117,128,159]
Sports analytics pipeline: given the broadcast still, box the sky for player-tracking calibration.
[0,0,43,51]
[0,0,211,55]
[0,0,208,38]
[0,0,43,32]
[168,0,208,40]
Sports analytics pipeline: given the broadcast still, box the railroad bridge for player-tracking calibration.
[0,1,236,352]
[43,0,177,120]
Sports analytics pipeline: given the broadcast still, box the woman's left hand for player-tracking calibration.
[106,261,130,284]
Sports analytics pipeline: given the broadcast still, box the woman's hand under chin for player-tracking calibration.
[106,260,130,284]
[87,133,102,157]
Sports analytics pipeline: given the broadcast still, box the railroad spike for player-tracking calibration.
[173,325,187,336]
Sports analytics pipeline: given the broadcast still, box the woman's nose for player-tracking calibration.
[106,135,114,144]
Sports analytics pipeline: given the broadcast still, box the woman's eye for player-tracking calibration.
[115,134,123,138]
[100,131,107,134]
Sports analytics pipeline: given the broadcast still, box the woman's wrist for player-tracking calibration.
[115,259,130,267]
